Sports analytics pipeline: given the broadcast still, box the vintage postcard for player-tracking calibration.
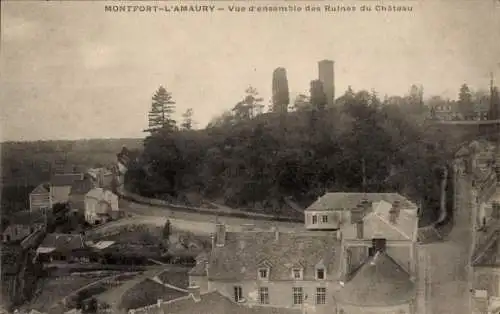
[1,0,500,313]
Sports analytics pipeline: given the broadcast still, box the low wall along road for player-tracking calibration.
[88,190,303,237]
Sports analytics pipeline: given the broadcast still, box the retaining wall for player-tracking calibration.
[118,189,304,223]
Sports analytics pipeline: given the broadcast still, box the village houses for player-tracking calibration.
[29,173,84,211]
[456,141,500,314]
[84,187,120,225]
[1,210,45,244]
[182,192,420,314]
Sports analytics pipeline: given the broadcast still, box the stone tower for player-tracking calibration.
[318,60,335,107]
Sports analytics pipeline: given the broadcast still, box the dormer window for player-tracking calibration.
[316,268,325,280]
[292,268,303,280]
[258,268,269,280]
[258,260,272,280]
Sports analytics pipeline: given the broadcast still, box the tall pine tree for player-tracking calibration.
[458,84,472,120]
[145,86,176,134]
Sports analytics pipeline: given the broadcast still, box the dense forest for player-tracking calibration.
[125,85,457,222]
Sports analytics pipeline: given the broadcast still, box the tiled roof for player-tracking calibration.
[70,178,93,196]
[341,200,418,241]
[39,233,85,251]
[189,252,209,276]
[1,244,22,273]
[188,262,206,276]
[130,291,301,314]
[207,230,341,281]
[472,231,500,267]
[8,210,45,225]
[51,173,84,187]
[306,192,416,211]
[31,182,50,194]
[417,226,444,244]
[337,252,415,306]
[156,270,189,289]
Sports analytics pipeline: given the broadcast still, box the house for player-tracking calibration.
[429,96,491,121]
[84,188,119,225]
[192,192,419,314]
[198,225,342,312]
[116,146,140,189]
[336,199,419,314]
[469,185,500,314]
[50,173,84,204]
[2,210,45,243]
[128,289,301,314]
[470,230,500,314]
[304,192,417,230]
[29,183,52,212]
[87,168,114,189]
[35,233,89,263]
[69,177,93,215]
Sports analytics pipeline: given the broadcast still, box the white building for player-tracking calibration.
[84,188,119,225]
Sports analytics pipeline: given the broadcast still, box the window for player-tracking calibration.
[259,287,269,304]
[292,268,303,280]
[316,268,325,280]
[234,286,243,302]
[312,215,318,224]
[293,287,303,305]
[258,268,269,280]
[322,215,328,223]
[316,287,326,305]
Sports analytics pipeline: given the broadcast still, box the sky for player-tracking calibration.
[1,0,500,141]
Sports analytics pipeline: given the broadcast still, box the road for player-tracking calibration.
[115,199,303,235]
[419,168,473,314]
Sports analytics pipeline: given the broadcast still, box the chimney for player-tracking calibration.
[188,285,201,302]
[351,204,365,239]
[157,298,163,307]
[274,228,279,241]
[360,198,372,212]
[350,204,364,224]
[389,201,401,224]
[336,229,343,240]
[372,238,387,253]
[210,233,215,249]
[215,224,226,247]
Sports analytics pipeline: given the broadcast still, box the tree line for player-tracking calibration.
[125,79,455,222]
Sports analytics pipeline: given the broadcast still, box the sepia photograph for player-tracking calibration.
[1,0,500,313]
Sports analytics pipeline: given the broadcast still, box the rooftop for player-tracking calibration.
[207,230,341,281]
[31,182,50,194]
[472,231,500,267]
[38,233,85,253]
[337,252,415,306]
[8,209,45,225]
[341,200,418,241]
[130,291,301,314]
[70,177,93,196]
[50,173,84,187]
[306,192,416,212]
